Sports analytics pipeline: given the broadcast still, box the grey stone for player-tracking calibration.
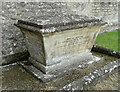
[2,2,118,65]
[2,51,29,65]
[15,12,106,80]
[62,59,119,90]
[1,51,119,90]
[16,14,105,33]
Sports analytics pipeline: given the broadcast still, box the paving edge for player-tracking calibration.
[18,55,103,82]
[60,59,120,90]
[1,51,29,65]
[92,45,120,58]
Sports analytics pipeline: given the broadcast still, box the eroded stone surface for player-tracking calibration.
[89,69,119,90]
[1,52,118,90]
[18,22,102,75]
[62,59,119,90]
[2,2,118,64]
[43,26,101,66]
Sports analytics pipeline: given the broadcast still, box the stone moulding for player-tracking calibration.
[15,14,106,81]
[15,14,106,34]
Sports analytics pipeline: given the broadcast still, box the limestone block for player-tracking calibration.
[15,14,105,74]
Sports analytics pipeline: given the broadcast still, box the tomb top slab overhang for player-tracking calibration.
[15,14,106,34]
[14,13,107,81]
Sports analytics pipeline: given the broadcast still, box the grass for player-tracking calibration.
[95,30,119,51]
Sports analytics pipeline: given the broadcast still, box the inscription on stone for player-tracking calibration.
[55,35,90,55]
[43,26,101,65]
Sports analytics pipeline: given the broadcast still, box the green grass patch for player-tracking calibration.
[95,30,119,51]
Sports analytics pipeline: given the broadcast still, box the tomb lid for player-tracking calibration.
[15,14,106,34]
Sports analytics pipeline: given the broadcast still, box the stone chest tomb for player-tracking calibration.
[15,14,105,81]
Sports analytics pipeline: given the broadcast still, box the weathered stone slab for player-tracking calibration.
[2,51,119,90]
[42,26,101,66]
[20,55,103,82]
[92,45,120,58]
[2,2,118,65]
[17,26,103,75]
[29,53,93,74]
[15,14,106,79]
[21,25,102,66]
[2,51,29,65]
[62,60,119,90]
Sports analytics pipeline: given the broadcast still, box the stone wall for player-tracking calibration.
[68,2,118,33]
[1,2,119,64]
[92,2,118,33]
